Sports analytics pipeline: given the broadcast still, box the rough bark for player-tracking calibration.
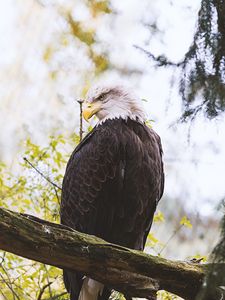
[0,206,214,299]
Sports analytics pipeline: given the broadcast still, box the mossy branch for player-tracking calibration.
[0,206,221,299]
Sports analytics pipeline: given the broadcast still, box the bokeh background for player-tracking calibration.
[0,0,225,299]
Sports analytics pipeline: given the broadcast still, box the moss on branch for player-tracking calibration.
[0,207,217,299]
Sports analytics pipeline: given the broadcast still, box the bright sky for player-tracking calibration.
[0,0,225,217]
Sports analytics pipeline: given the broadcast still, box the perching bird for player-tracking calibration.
[60,85,164,300]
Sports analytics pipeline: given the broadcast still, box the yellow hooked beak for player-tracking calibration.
[82,101,101,122]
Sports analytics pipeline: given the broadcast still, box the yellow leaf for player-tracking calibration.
[157,290,181,299]
[49,71,57,80]
[145,119,153,128]
[68,15,95,46]
[43,46,53,62]
[180,216,192,229]
[81,82,91,98]
[89,50,109,74]
[89,0,112,17]
[154,211,165,223]
[148,233,159,244]
[61,36,69,46]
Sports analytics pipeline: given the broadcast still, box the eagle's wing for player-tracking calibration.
[60,124,123,300]
[61,124,122,233]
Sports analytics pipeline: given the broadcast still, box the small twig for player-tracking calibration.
[77,99,84,142]
[0,289,8,300]
[158,225,183,255]
[0,251,6,265]
[53,187,60,205]
[37,281,53,300]
[134,45,184,67]
[23,157,62,190]
[43,292,68,300]
[0,266,20,300]
[11,263,36,284]
[43,265,53,299]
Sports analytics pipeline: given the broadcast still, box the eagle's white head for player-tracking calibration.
[83,85,146,124]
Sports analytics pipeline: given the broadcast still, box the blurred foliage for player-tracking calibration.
[145,212,193,257]
[109,291,126,300]
[137,0,225,120]
[67,14,95,46]
[0,133,79,299]
[89,0,112,16]
[157,290,182,300]
[180,0,225,120]
[41,0,112,81]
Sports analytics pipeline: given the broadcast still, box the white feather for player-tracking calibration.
[86,85,146,124]
[78,277,104,300]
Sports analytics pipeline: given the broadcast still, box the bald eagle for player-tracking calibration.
[60,85,164,300]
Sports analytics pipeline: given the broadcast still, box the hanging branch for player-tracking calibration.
[133,45,184,67]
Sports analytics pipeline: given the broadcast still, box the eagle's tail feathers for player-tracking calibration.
[78,278,104,300]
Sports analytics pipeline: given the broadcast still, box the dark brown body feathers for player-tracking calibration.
[61,118,164,300]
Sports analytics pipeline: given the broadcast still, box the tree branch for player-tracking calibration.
[23,157,62,190]
[77,99,84,142]
[0,206,219,299]
[37,282,53,300]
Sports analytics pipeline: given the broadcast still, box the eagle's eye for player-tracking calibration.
[98,94,105,101]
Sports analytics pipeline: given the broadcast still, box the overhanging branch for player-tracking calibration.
[0,206,214,299]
